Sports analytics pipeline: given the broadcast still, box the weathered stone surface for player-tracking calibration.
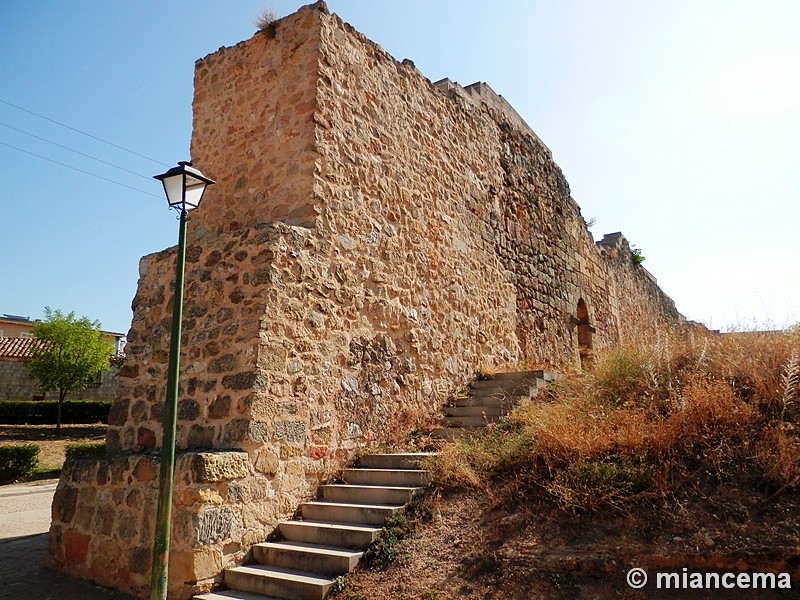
[273,421,306,444]
[53,3,687,598]
[194,507,235,546]
[189,452,250,483]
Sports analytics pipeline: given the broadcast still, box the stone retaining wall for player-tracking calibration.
[50,3,684,598]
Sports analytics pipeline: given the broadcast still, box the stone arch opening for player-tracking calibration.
[576,298,593,369]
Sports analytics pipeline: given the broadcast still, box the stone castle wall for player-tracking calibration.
[49,3,683,598]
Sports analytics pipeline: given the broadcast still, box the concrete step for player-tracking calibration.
[480,370,544,380]
[480,369,561,382]
[443,405,504,417]
[468,386,539,398]
[225,565,332,600]
[341,468,429,487]
[300,500,403,526]
[471,376,540,388]
[357,452,435,470]
[195,590,282,600]
[442,415,502,427]
[252,541,362,575]
[429,426,484,439]
[320,484,420,505]
[452,395,520,408]
[468,383,535,396]
[278,520,381,549]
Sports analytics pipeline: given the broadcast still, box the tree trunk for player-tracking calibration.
[57,388,66,430]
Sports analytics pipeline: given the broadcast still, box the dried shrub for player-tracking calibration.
[254,6,278,38]
[592,345,656,406]
[435,325,800,513]
[425,443,482,490]
[754,427,800,490]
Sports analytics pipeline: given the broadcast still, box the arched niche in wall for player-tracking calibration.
[576,298,594,369]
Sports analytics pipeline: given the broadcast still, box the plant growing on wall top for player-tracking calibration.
[631,246,645,266]
[255,6,278,38]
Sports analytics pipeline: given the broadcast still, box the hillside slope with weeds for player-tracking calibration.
[335,328,800,599]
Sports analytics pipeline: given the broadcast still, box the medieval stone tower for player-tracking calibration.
[48,3,682,598]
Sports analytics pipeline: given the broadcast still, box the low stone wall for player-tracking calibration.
[0,360,119,401]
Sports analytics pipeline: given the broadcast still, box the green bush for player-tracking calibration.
[0,444,40,482]
[65,442,106,460]
[0,400,111,425]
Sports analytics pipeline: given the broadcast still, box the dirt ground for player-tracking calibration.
[0,424,106,471]
[335,487,800,600]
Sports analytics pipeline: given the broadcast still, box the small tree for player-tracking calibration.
[26,307,113,429]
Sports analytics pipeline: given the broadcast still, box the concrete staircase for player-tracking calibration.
[196,371,560,600]
[431,370,561,439]
[194,452,433,600]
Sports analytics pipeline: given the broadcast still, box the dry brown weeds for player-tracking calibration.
[434,326,800,512]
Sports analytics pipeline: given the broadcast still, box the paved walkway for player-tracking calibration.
[0,481,136,600]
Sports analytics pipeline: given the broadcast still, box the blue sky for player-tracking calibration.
[1,1,798,334]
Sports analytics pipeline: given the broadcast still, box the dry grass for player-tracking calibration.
[433,326,800,513]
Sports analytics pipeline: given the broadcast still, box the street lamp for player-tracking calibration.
[149,161,215,600]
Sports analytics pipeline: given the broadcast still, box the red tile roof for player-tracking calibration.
[0,337,47,359]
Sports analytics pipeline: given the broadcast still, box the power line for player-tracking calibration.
[0,142,163,199]
[0,98,171,168]
[0,121,153,182]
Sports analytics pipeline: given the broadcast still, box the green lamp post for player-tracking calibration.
[149,161,215,600]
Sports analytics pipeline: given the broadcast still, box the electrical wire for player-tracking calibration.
[0,98,170,168]
[0,142,163,199]
[0,121,153,182]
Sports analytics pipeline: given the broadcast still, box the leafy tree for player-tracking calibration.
[26,307,113,429]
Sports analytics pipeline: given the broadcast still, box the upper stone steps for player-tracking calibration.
[432,370,560,438]
[443,404,505,417]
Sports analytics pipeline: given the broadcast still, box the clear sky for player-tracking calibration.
[1,1,798,335]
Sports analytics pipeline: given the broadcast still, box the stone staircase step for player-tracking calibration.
[441,415,501,428]
[443,405,504,417]
[468,383,535,396]
[252,541,362,575]
[278,520,381,549]
[480,369,561,382]
[341,468,429,487]
[357,452,436,470]
[224,565,333,600]
[195,590,283,600]
[320,484,420,505]
[429,426,484,439]
[300,500,403,525]
[467,387,538,398]
[452,395,520,408]
[471,375,540,387]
